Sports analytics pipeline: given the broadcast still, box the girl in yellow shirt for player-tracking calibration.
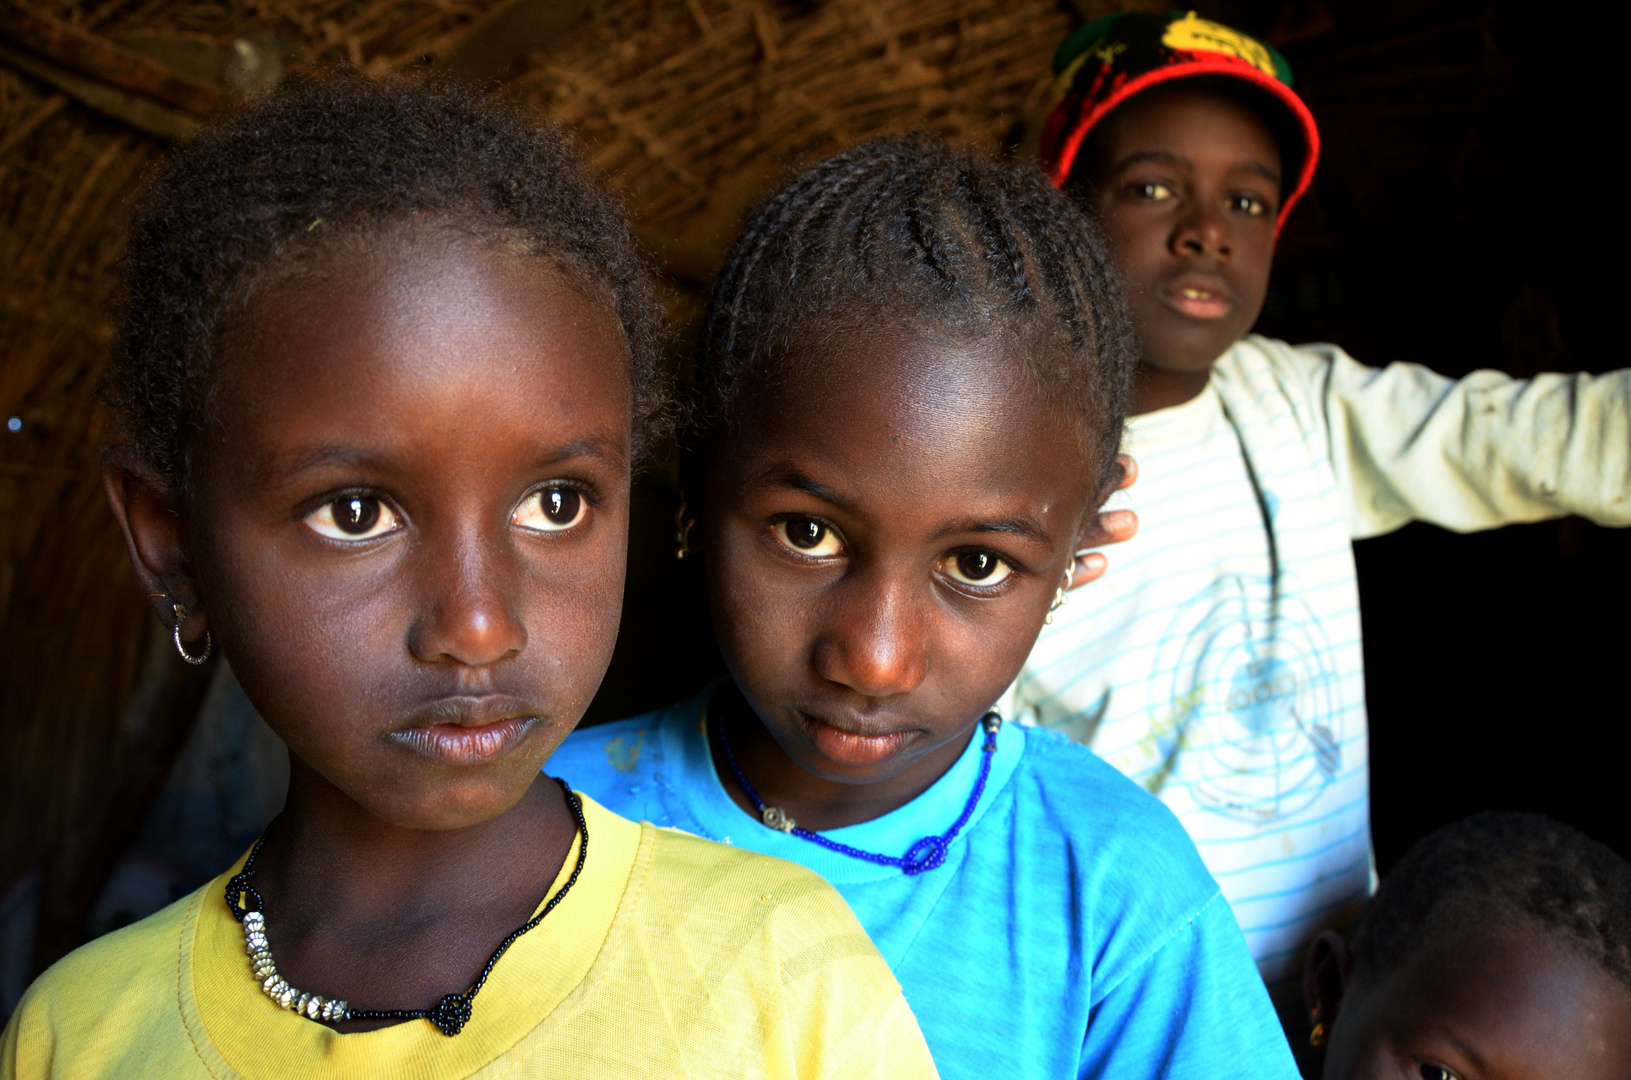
[0,71,934,1080]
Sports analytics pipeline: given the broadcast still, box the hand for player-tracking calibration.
[1069,455,1138,590]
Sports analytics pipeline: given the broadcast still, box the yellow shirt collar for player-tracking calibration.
[180,794,640,1080]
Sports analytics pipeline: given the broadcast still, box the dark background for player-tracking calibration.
[1247,0,1631,872]
[586,0,1631,875]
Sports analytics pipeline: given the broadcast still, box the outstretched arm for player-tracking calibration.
[1290,345,1631,538]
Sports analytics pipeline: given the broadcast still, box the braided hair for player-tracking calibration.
[113,69,666,483]
[1351,812,1631,995]
[696,134,1135,497]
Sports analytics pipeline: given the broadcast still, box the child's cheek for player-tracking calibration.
[707,518,813,694]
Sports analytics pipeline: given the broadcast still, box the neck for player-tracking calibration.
[256,760,575,922]
[242,758,578,1031]
[1131,363,1211,415]
[708,683,976,832]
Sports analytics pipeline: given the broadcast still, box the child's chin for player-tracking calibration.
[348,768,545,831]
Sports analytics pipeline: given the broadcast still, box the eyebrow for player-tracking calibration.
[750,465,1054,547]
[1113,149,1281,185]
[931,515,1053,547]
[749,468,855,514]
[259,435,627,487]
[1424,1028,1488,1075]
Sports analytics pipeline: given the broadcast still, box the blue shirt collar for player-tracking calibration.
[658,685,1025,885]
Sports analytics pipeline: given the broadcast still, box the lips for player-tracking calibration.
[1161,274,1234,319]
[388,695,542,766]
[795,709,913,767]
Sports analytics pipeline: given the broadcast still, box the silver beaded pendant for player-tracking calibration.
[240,910,349,1022]
[760,805,797,832]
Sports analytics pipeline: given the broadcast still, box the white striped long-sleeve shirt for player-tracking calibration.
[1012,334,1631,991]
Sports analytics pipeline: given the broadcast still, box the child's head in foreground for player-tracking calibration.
[106,71,663,831]
[1039,11,1319,393]
[691,134,1134,820]
[1307,812,1631,1080]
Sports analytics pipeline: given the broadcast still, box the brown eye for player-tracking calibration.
[542,489,580,526]
[1231,194,1269,217]
[787,520,823,548]
[773,519,843,557]
[942,550,1013,587]
[305,495,400,540]
[336,497,379,534]
[513,486,588,533]
[1420,1065,1462,1080]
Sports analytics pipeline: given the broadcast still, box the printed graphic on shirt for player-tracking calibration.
[1133,573,1342,822]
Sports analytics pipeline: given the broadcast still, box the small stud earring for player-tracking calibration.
[674,498,697,560]
[1308,1021,1326,1049]
[170,601,213,665]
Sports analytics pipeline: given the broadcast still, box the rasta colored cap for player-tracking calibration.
[1039,9,1319,230]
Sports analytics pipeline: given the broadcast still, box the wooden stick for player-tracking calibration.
[0,42,200,142]
[0,90,66,159]
[0,1,219,116]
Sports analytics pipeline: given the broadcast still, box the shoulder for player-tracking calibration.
[1010,727,1218,899]
[632,826,935,1078]
[644,824,869,935]
[19,892,191,1014]
[1007,730,1250,999]
[1015,726,1186,831]
[554,705,687,784]
[1216,335,1358,403]
[640,824,894,978]
[1224,334,1350,373]
[4,892,198,1074]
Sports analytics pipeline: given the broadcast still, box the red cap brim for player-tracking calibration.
[1045,60,1320,234]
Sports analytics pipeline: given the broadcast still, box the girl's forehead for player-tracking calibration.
[725,326,1091,491]
[749,325,1072,436]
[207,239,633,479]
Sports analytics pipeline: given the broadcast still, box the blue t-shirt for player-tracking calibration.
[552,692,1298,1080]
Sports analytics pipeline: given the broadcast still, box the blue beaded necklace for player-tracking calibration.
[714,706,1001,876]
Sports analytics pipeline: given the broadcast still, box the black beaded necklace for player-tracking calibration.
[225,776,588,1037]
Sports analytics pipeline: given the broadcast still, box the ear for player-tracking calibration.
[1068,455,1139,589]
[1304,929,1352,1034]
[101,445,210,643]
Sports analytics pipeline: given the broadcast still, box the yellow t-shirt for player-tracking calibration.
[1,795,936,1080]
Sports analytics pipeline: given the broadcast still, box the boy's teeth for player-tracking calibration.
[1182,288,1210,299]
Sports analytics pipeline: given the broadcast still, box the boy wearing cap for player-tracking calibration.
[1014,8,1631,1025]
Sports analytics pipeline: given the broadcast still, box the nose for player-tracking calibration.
[408,527,527,668]
[811,566,929,699]
[1171,201,1231,260]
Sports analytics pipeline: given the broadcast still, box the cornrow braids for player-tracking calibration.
[1351,812,1631,996]
[113,69,666,483]
[697,134,1135,497]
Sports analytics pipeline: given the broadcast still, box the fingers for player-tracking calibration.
[1064,457,1140,594]
[1116,454,1137,491]
[1074,508,1138,554]
[1068,552,1107,590]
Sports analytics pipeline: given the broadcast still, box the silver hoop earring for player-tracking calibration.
[1044,562,1073,625]
[171,602,212,665]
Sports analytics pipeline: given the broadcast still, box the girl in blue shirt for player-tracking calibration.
[553,135,1297,1079]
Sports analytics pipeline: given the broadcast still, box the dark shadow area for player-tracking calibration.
[579,464,724,729]
[1235,0,1630,868]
